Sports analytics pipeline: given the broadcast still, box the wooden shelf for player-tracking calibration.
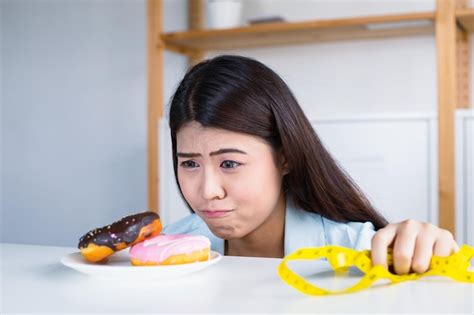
[161,12,435,55]
[456,8,474,31]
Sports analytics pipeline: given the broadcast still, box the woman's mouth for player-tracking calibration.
[201,209,234,218]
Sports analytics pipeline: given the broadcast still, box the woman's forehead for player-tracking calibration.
[176,122,268,153]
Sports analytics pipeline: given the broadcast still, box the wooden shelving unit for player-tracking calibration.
[456,8,474,31]
[147,0,473,235]
[161,11,436,54]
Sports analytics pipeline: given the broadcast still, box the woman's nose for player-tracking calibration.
[201,169,226,200]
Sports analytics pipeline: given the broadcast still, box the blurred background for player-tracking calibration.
[1,0,473,247]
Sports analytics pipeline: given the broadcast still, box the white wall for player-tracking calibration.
[205,1,437,116]
[0,0,4,236]
[1,0,185,247]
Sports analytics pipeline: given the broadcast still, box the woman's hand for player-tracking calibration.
[371,220,459,274]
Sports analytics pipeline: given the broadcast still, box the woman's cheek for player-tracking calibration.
[228,172,261,197]
[178,172,197,204]
[230,174,271,214]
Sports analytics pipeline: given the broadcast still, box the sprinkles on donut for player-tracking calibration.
[78,211,162,263]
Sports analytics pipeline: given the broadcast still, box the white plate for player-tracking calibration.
[61,250,222,280]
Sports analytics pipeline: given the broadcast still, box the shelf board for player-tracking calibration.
[456,8,474,32]
[161,12,435,55]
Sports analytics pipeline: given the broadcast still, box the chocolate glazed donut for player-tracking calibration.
[78,211,162,263]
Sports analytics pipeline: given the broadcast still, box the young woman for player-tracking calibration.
[162,55,459,275]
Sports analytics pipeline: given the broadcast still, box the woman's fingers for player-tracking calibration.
[391,220,418,275]
[410,228,436,273]
[371,224,397,270]
[371,220,459,275]
[433,229,456,257]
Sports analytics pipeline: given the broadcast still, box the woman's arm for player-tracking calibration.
[371,220,459,274]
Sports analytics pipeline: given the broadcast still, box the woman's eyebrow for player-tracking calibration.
[210,148,247,156]
[177,148,247,158]
[177,152,200,158]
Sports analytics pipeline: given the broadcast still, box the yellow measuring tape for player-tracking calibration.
[277,244,474,295]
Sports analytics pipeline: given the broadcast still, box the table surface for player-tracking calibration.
[1,243,473,314]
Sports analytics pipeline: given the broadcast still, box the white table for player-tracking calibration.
[1,243,473,314]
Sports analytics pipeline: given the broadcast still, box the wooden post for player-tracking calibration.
[456,29,470,108]
[147,0,164,214]
[456,0,470,109]
[436,0,457,234]
[188,0,206,67]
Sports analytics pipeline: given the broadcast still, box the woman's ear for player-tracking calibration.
[279,150,290,176]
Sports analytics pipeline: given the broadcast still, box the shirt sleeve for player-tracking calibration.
[322,217,376,250]
[346,221,377,250]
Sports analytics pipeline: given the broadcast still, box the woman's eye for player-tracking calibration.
[180,160,199,168]
[220,160,241,169]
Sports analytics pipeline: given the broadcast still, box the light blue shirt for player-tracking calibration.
[162,199,377,255]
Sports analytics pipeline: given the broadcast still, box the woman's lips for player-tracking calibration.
[201,209,234,218]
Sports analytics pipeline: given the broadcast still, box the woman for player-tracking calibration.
[162,55,458,275]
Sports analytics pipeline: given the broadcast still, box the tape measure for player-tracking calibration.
[277,244,474,295]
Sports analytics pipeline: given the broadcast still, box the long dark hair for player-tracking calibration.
[168,55,388,230]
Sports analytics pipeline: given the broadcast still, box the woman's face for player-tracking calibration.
[176,121,286,240]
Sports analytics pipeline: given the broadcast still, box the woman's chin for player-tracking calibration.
[208,225,239,239]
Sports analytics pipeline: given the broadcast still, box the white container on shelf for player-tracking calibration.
[206,0,242,29]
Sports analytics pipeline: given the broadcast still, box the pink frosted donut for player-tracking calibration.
[129,234,211,266]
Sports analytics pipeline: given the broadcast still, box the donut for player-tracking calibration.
[78,211,162,263]
[129,234,211,266]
